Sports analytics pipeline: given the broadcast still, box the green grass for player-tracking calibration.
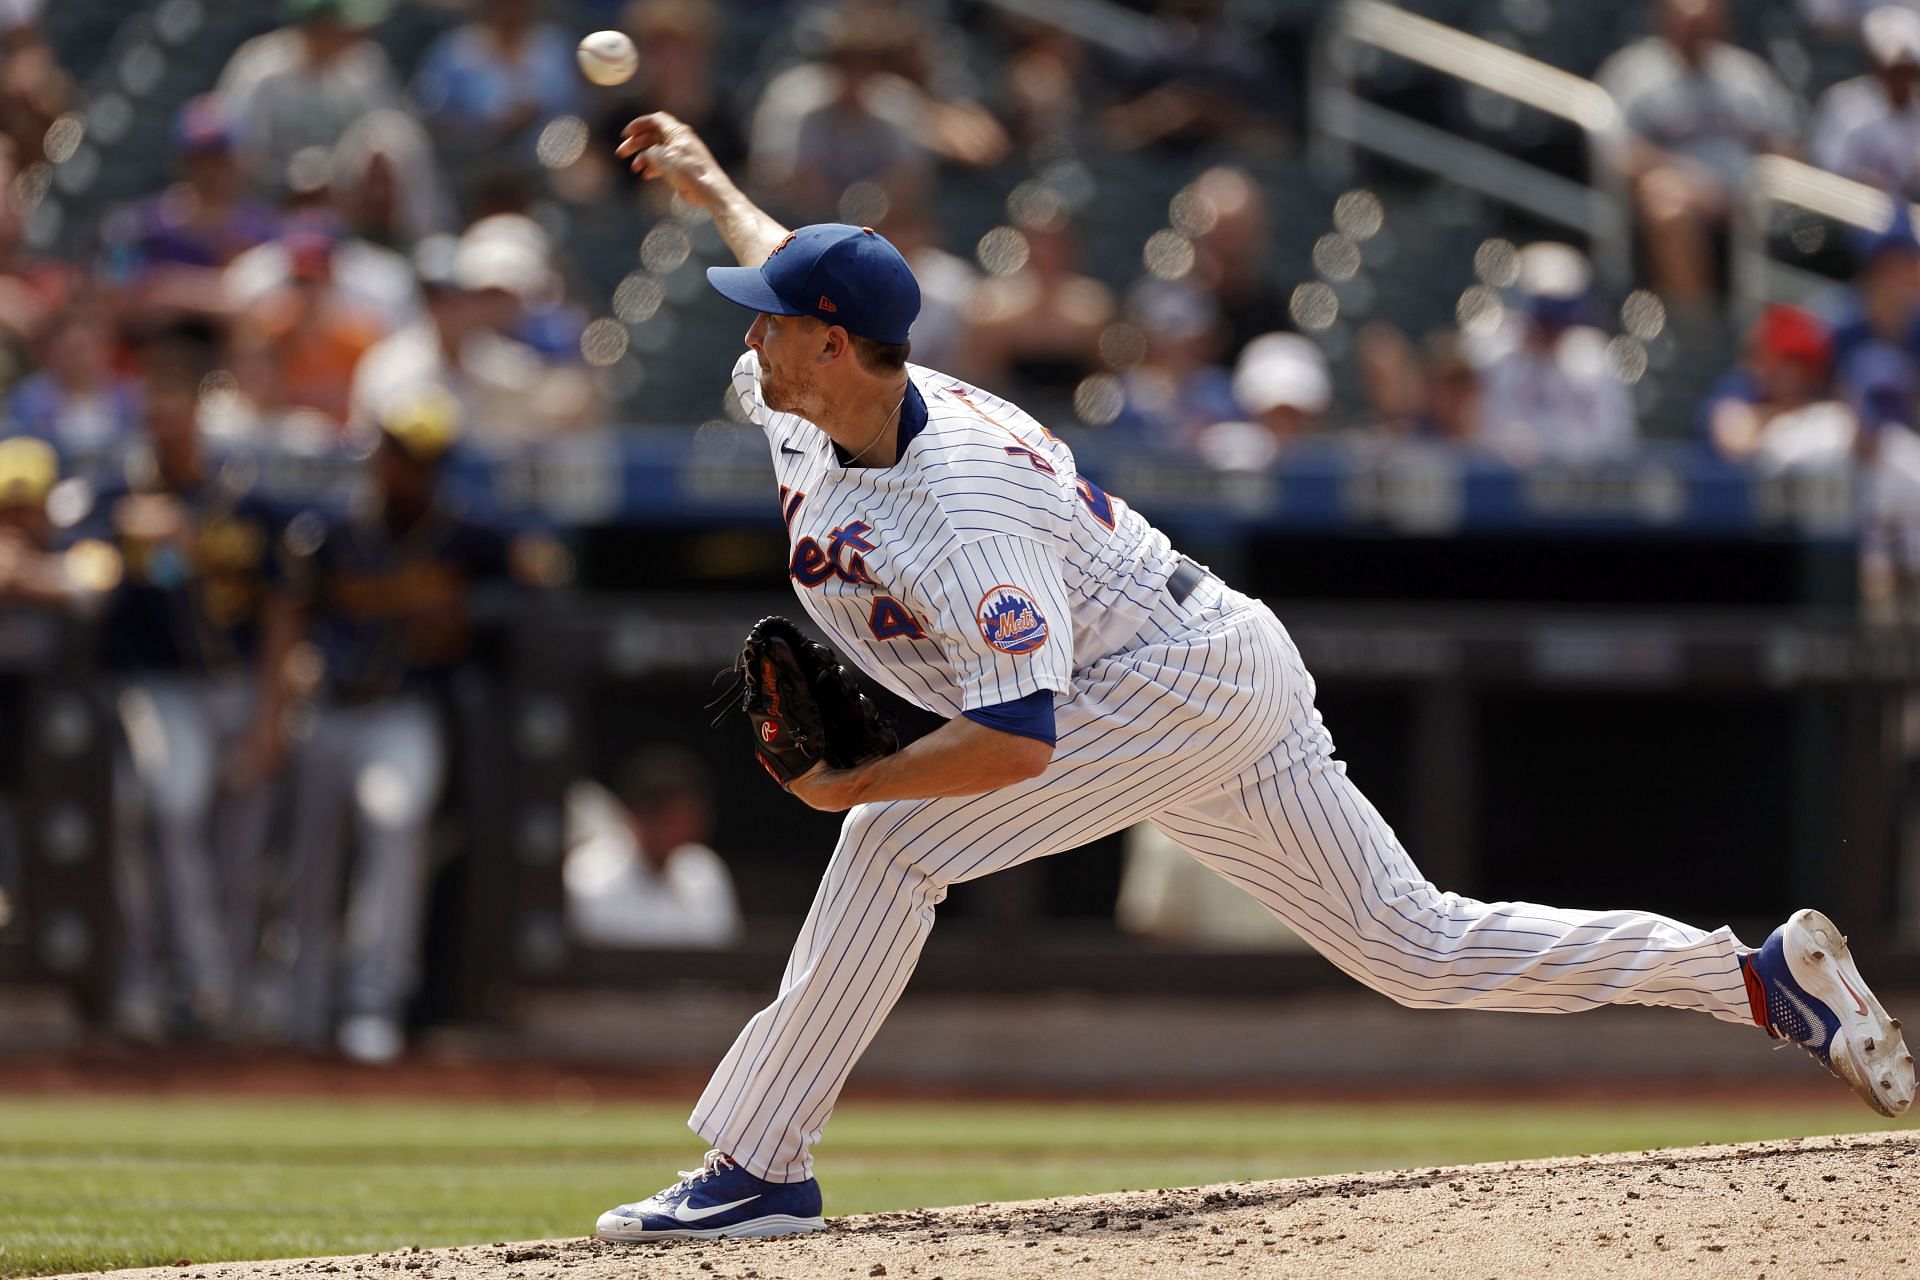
[0,1094,1908,1278]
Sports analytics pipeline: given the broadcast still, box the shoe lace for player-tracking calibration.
[675,1149,735,1191]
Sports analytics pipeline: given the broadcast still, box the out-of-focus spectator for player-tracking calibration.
[1848,346,1920,611]
[1101,0,1289,154]
[1809,7,1920,199]
[95,336,288,1039]
[1185,167,1288,360]
[875,197,977,376]
[0,434,42,921]
[5,305,141,460]
[231,230,387,434]
[216,0,403,197]
[748,1,1007,223]
[630,0,740,159]
[585,0,742,202]
[227,206,421,338]
[1350,326,1483,448]
[1801,0,1920,38]
[414,0,582,165]
[749,6,929,221]
[0,432,52,549]
[1472,242,1637,464]
[1195,329,1330,468]
[1419,331,1482,444]
[0,433,114,608]
[0,432,114,951]
[101,97,281,326]
[274,387,561,1061]
[350,215,597,445]
[1699,304,1834,460]
[1000,21,1087,151]
[0,143,73,384]
[1109,278,1238,453]
[0,14,76,177]
[564,748,740,950]
[966,207,1114,402]
[331,110,456,251]
[1757,343,1920,612]
[1596,0,1799,312]
[1824,206,1920,375]
[1353,320,1423,440]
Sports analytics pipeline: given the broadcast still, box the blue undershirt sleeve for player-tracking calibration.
[961,688,1057,747]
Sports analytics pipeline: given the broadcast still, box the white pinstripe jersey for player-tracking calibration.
[732,352,1184,717]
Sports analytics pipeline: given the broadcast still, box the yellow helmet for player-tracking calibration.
[378,386,462,463]
[0,436,57,507]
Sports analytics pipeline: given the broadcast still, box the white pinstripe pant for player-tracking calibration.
[693,579,1756,1182]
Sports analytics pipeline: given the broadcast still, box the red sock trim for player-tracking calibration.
[1741,954,1774,1034]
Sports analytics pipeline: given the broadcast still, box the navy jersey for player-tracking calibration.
[285,500,515,705]
[93,465,294,676]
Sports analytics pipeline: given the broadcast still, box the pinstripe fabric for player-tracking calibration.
[735,352,1182,705]
[698,358,1756,1185]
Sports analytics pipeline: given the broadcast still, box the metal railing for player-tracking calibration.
[1731,154,1920,321]
[974,0,1157,58]
[1311,0,1633,285]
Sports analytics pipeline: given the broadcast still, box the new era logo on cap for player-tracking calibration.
[707,223,920,345]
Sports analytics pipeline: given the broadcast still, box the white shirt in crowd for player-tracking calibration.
[348,319,591,444]
[1810,75,1920,198]
[1470,319,1638,464]
[562,780,741,950]
[226,237,423,334]
[1595,36,1798,189]
[1756,401,1920,569]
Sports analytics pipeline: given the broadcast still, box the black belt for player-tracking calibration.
[1167,556,1208,605]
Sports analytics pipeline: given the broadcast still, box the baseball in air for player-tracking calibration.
[576,30,639,86]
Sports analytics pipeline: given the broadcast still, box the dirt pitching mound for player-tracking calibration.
[65,1131,1919,1280]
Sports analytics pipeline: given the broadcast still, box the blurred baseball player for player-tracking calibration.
[272,386,560,1063]
[93,339,289,1037]
[0,438,119,939]
[597,113,1915,1242]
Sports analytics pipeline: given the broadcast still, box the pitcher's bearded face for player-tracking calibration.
[747,312,825,417]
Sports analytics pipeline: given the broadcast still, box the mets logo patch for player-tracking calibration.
[977,585,1049,655]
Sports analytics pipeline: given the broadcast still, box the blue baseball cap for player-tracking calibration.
[174,95,233,154]
[706,223,920,345]
[1852,203,1920,267]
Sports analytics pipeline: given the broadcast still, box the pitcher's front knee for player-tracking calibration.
[1341,886,1477,1007]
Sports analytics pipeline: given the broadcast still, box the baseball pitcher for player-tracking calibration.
[596,113,1915,1242]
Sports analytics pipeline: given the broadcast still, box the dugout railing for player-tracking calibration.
[1310,0,1633,286]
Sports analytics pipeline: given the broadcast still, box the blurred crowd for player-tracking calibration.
[2,0,1920,476]
[16,0,1920,1050]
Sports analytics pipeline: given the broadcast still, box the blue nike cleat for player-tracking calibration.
[596,1150,824,1242]
[1742,908,1914,1117]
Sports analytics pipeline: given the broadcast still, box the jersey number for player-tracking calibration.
[868,596,926,641]
[1004,447,1118,529]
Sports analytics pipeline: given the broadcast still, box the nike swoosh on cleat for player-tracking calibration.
[673,1195,762,1224]
[1837,972,1870,1017]
[1779,986,1830,1050]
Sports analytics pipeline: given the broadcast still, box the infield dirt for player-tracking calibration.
[57,1130,1918,1280]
